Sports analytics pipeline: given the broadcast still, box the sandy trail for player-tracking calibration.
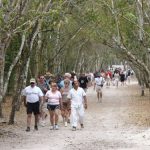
[1,81,150,150]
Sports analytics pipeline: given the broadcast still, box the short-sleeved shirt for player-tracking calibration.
[95,77,104,86]
[22,86,43,103]
[45,90,62,105]
[67,87,86,107]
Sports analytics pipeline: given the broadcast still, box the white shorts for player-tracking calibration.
[96,85,102,92]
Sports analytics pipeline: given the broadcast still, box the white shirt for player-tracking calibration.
[45,90,62,105]
[67,87,86,107]
[95,77,105,86]
[114,73,120,79]
[23,86,43,103]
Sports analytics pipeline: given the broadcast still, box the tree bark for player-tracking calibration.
[136,0,144,41]
[3,34,25,97]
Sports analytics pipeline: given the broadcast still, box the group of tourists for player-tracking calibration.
[93,68,134,102]
[22,72,88,132]
[22,68,133,132]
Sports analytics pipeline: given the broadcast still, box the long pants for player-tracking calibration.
[71,105,84,127]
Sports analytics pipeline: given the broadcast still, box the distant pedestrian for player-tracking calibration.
[127,69,131,84]
[22,78,43,132]
[94,74,105,102]
[67,81,87,131]
[114,71,120,88]
[120,71,125,86]
[78,73,89,92]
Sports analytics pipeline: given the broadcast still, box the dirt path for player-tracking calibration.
[1,81,150,150]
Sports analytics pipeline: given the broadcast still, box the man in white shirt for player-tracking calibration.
[94,74,105,102]
[22,78,43,132]
[67,80,87,131]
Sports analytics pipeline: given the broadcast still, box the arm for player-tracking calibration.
[22,96,27,107]
[59,98,62,110]
[39,96,44,113]
[94,81,96,90]
[60,88,63,95]
[83,96,87,109]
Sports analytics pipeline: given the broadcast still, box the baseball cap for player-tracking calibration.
[30,78,36,83]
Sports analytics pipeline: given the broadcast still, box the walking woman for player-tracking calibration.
[60,79,70,127]
[45,82,62,130]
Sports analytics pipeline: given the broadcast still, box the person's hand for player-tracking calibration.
[44,88,48,92]
[24,102,27,107]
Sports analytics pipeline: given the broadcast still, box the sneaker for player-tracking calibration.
[26,127,30,132]
[41,121,46,127]
[55,125,59,130]
[72,126,76,131]
[80,124,84,128]
[50,125,54,130]
[34,125,38,131]
[65,122,68,127]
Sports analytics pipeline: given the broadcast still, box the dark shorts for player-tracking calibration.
[47,104,60,111]
[27,101,40,115]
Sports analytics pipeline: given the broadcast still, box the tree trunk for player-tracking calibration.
[0,101,3,118]
[8,64,20,124]
[136,0,144,41]
[3,34,25,97]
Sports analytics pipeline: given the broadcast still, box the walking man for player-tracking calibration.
[67,80,87,131]
[94,74,105,102]
[37,75,50,126]
[22,78,43,132]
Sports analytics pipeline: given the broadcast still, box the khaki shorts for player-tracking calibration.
[96,85,102,92]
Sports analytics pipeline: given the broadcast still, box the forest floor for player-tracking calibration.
[0,79,150,150]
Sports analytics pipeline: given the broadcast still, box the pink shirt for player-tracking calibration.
[45,90,62,105]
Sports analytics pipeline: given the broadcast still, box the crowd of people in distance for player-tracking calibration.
[22,68,133,132]
[93,68,133,102]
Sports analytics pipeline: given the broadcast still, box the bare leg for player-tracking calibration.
[49,110,54,126]
[61,109,65,123]
[97,92,100,102]
[27,114,32,127]
[34,114,39,126]
[55,113,58,125]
